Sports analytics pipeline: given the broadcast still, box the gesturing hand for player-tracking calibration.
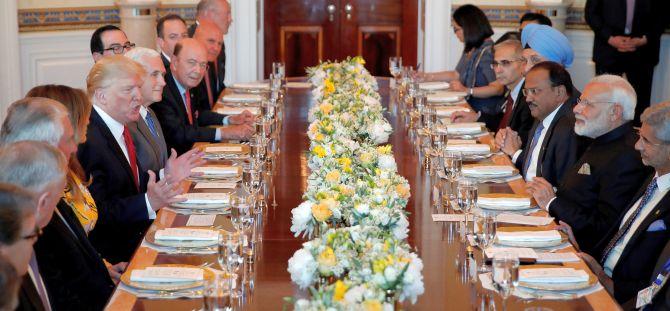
[220,124,255,140]
[165,148,206,185]
[229,110,256,125]
[450,111,479,123]
[499,128,521,156]
[146,170,186,211]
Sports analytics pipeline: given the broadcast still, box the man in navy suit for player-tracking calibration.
[527,75,650,254]
[564,102,670,303]
[151,39,253,154]
[188,0,232,91]
[498,61,587,186]
[157,14,189,73]
[78,55,184,263]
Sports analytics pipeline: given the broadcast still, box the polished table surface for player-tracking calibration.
[105,78,621,310]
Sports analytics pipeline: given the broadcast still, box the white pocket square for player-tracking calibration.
[577,163,591,175]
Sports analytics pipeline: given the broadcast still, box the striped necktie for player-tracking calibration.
[144,112,158,138]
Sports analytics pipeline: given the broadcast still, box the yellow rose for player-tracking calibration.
[312,145,326,158]
[338,185,354,196]
[317,247,336,267]
[333,280,348,302]
[377,145,392,155]
[312,201,333,222]
[359,152,373,164]
[362,300,382,311]
[396,184,410,199]
[324,79,335,95]
[314,133,324,142]
[320,103,333,115]
[325,170,341,183]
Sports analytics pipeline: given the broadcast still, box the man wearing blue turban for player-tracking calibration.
[520,24,580,106]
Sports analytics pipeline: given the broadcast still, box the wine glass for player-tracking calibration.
[441,151,462,210]
[203,272,233,311]
[475,212,497,272]
[389,56,402,79]
[272,62,285,80]
[492,252,520,311]
[249,136,267,164]
[457,178,478,234]
[270,73,282,92]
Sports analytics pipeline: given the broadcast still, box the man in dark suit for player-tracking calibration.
[157,14,189,74]
[151,39,253,154]
[193,20,226,107]
[0,142,68,311]
[585,0,669,123]
[78,56,184,263]
[527,75,651,254]
[0,184,39,311]
[573,102,670,304]
[90,25,134,63]
[627,240,670,310]
[124,47,206,181]
[452,39,533,146]
[499,61,587,186]
[188,0,231,92]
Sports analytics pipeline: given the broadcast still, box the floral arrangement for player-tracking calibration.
[287,57,424,309]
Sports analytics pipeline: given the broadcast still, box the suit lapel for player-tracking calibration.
[536,103,571,175]
[135,119,163,168]
[56,200,101,262]
[20,274,46,311]
[147,107,169,163]
[618,191,670,263]
[165,71,195,126]
[510,85,526,125]
[90,110,137,190]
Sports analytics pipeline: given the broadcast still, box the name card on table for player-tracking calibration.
[175,193,230,204]
[484,247,538,260]
[186,215,217,227]
[155,228,218,241]
[191,166,239,176]
[205,146,243,153]
[536,252,580,264]
[194,182,237,189]
[432,214,474,222]
[130,266,204,283]
[496,213,554,226]
[216,106,260,115]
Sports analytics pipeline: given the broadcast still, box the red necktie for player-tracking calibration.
[122,126,139,190]
[204,69,214,108]
[184,90,194,125]
[498,94,514,129]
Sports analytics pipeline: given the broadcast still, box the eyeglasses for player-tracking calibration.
[522,86,555,97]
[21,226,42,241]
[491,59,524,69]
[635,127,667,147]
[576,98,617,107]
[186,59,209,70]
[522,55,544,66]
[102,42,136,55]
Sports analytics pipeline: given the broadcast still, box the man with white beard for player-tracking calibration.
[526,74,651,255]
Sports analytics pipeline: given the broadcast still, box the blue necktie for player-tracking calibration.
[522,123,545,178]
[145,112,158,138]
[601,178,658,263]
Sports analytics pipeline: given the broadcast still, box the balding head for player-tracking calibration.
[194,20,224,62]
[172,38,207,89]
[196,0,232,35]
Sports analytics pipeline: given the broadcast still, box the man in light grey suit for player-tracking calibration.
[125,47,205,182]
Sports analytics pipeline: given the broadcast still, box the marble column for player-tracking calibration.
[423,0,453,72]
[116,0,160,49]
[0,0,21,121]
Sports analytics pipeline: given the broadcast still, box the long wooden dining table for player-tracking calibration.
[105,78,622,310]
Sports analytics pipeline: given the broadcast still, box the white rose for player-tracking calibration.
[290,201,313,237]
[384,266,398,282]
[378,154,397,171]
[355,203,370,215]
[287,248,317,289]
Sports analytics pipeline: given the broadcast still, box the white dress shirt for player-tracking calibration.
[509,78,525,109]
[511,103,563,181]
[93,105,156,219]
[603,172,670,276]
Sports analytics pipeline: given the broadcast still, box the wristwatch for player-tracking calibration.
[468,87,474,97]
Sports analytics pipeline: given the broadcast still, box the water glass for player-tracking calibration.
[457,179,478,234]
[475,213,496,272]
[203,273,233,311]
[271,62,285,79]
[270,73,282,91]
[249,136,267,163]
[389,56,402,78]
[441,151,462,209]
[492,252,520,308]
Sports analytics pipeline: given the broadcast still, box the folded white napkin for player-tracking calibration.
[419,81,450,91]
[445,122,484,134]
[478,195,531,207]
[496,230,562,242]
[445,144,491,154]
[286,82,312,88]
[175,193,230,204]
[205,145,243,153]
[221,94,263,103]
[427,91,467,103]
[519,268,589,284]
[130,267,204,283]
[231,82,269,90]
[446,139,477,145]
[216,106,260,115]
[462,165,515,176]
[191,166,238,176]
[435,106,471,117]
[154,228,218,241]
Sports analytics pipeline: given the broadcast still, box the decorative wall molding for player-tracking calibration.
[18,5,196,32]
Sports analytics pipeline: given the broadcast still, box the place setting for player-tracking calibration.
[143,227,223,255]
[118,264,214,299]
[461,163,522,183]
[229,81,270,94]
[494,226,572,252]
[200,142,250,160]
[219,93,264,105]
[427,90,468,104]
[477,193,541,215]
